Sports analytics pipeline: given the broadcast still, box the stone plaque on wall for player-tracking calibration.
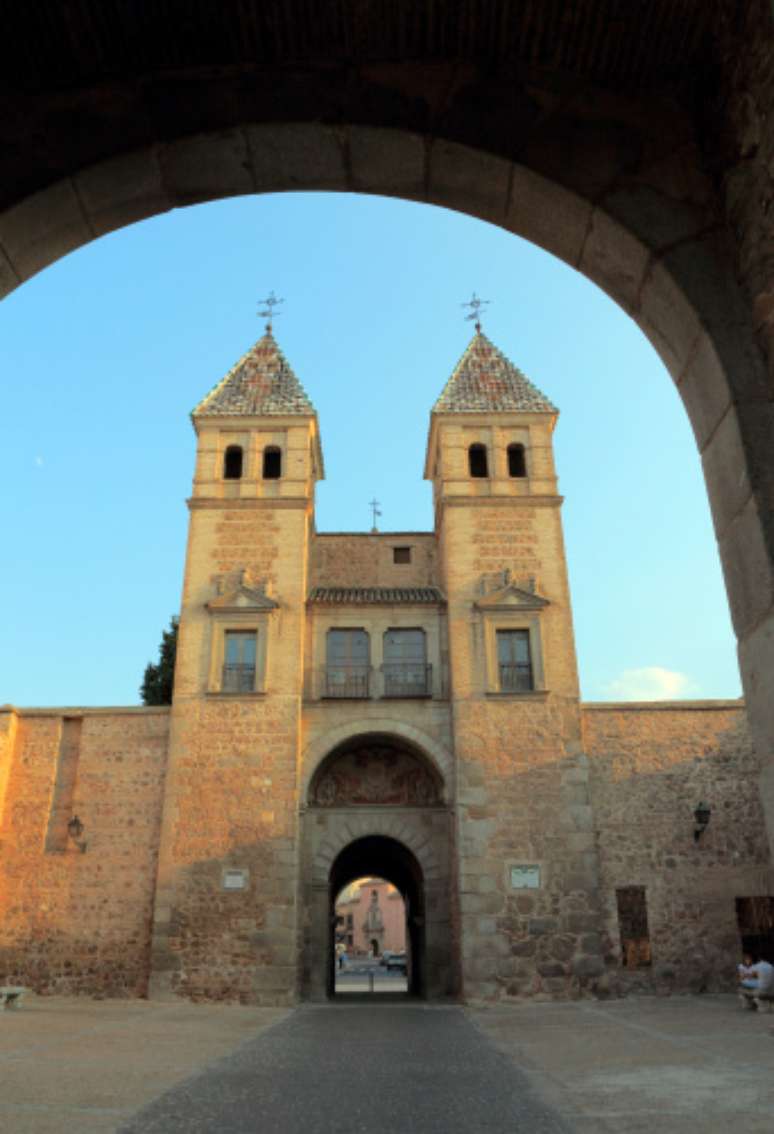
[510,864,540,889]
[222,868,249,890]
[311,745,441,807]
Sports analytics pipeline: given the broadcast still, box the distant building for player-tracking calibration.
[335,878,406,955]
[0,325,771,1003]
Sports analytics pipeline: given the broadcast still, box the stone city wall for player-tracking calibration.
[0,706,169,995]
[584,701,772,994]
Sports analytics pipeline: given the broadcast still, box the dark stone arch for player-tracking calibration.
[328,835,426,998]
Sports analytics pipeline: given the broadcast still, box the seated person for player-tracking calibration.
[738,952,774,1007]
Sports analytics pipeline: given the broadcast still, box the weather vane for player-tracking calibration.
[258,290,284,331]
[370,498,382,533]
[461,292,490,333]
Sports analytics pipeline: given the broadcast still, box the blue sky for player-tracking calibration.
[0,192,740,706]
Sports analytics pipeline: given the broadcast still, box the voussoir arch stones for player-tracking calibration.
[300,717,454,804]
[310,821,442,888]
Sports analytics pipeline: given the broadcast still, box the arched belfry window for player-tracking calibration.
[508,443,527,478]
[263,446,282,480]
[468,444,488,478]
[223,445,243,480]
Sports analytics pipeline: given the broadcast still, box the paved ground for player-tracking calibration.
[470,996,774,1133]
[1,994,772,1132]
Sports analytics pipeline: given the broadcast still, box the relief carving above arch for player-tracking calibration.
[310,745,441,808]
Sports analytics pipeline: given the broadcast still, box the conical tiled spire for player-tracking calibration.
[434,330,556,414]
[194,329,316,417]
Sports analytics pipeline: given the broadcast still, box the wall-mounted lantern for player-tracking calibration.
[693,801,711,842]
[67,814,87,853]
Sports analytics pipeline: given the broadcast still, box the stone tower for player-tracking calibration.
[425,329,605,997]
[150,328,323,1004]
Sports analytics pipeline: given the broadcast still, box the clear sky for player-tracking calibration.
[0,191,740,707]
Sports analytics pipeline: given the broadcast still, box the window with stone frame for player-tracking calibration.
[325,629,370,698]
[496,629,534,692]
[382,628,429,697]
[221,630,258,692]
[616,886,652,968]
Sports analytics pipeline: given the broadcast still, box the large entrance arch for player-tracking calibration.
[300,734,456,1000]
[328,836,425,998]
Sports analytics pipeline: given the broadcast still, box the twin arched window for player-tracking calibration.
[467,442,527,479]
[222,445,283,480]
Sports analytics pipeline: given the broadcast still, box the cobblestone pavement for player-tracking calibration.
[120,1003,570,1134]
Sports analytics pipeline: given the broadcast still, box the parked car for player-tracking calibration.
[379,951,394,967]
[385,951,407,973]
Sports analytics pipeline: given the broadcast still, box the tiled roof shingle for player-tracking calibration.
[434,331,556,414]
[309,587,445,605]
[194,329,316,417]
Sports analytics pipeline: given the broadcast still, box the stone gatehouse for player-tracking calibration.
[0,326,771,1003]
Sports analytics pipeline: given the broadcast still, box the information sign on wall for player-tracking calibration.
[510,864,541,889]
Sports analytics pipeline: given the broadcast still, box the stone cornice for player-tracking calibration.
[439,495,563,509]
[188,496,311,510]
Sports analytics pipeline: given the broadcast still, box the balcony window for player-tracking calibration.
[325,629,370,698]
[496,629,533,692]
[222,630,257,692]
[383,628,430,697]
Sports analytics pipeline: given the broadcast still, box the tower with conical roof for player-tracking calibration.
[425,327,605,999]
[150,325,323,1003]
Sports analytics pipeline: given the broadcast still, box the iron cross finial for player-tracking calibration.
[461,292,490,333]
[369,498,382,533]
[258,291,284,331]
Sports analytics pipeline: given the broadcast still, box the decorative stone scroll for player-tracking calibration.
[311,746,441,808]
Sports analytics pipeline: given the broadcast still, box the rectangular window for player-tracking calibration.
[393,546,411,564]
[222,630,257,692]
[383,628,430,697]
[496,629,533,692]
[616,886,652,968]
[326,629,370,698]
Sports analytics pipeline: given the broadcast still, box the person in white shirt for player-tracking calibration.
[738,953,774,1008]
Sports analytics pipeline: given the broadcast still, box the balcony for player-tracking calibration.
[324,664,371,699]
[382,663,432,698]
[221,663,256,693]
[498,662,533,693]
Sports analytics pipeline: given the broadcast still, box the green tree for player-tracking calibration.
[140,616,179,705]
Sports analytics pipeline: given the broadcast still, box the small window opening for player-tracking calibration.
[616,886,652,968]
[469,444,488,478]
[263,446,282,479]
[393,547,411,564]
[508,443,527,478]
[496,629,533,692]
[223,445,243,480]
[222,630,257,693]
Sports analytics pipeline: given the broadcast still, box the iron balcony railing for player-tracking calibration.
[324,664,371,698]
[382,663,432,698]
[221,663,256,693]
[498,662,534,692]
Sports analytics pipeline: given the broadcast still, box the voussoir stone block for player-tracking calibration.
[426,139,511,225]
[75,149,172,238]
[160,129,254,204]
[246,123,347,192]
[677,331,733,451]
[506,165,592,268]
[717,495,774,636]
[578,206,651,315]
[349,127,425,199]
[0,179,93,280]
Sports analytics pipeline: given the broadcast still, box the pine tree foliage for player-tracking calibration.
[140,616,179,705]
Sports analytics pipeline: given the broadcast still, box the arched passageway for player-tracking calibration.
[300,733,455,1000]
[329,837,424,998]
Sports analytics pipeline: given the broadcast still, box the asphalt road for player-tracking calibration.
[119,1003,571,1133]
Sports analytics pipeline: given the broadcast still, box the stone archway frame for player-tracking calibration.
[310,811,444,890]
[300,716,454,808]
